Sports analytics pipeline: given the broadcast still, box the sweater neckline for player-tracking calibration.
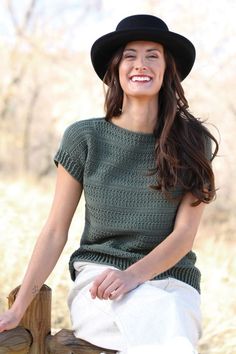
[104,118,155,142]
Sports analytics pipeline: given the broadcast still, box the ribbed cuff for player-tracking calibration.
[54,149,83,183]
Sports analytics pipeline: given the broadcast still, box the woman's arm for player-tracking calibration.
[0,165,83,332]
[90,192,205,300]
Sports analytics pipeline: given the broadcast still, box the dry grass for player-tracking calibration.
[196,218,236,354]
[0,176,235,354]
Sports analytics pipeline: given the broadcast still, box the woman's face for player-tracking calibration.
[118,41,166,100]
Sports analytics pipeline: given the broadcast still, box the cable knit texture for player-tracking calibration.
[54,117,201,292]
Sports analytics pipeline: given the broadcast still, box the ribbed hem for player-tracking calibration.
[153,267,201,293]
[69,251,201,293]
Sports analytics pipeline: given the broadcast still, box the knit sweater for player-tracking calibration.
[54,117,201,292]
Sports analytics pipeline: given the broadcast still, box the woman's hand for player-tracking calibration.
[89,268,141,300]
[0,309,22,333]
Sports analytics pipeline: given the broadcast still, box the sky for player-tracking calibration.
[0,0,235,50]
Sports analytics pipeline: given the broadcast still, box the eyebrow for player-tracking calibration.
[123,48,163,54]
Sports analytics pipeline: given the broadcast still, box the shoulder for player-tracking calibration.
[175,114,215,162]
[60,117,105,145]
[186,118,214,161]
[63,117,105,137]
[54,118,105,175]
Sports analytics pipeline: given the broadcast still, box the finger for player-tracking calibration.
[89,269,113,299]
[90,277,110,299]
[96,270,122,299]
[102,280,121,300]
[0,321,8,332]
[96,277,115,299]
[109,285,125,300]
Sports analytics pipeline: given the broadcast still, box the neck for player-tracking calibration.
[112,96,158,134]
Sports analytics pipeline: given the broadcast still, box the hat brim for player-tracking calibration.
[91,29,196,82]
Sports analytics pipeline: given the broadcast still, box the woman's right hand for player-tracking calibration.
[0,309,22,333]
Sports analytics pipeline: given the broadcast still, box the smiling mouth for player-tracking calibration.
[130,75,152,82]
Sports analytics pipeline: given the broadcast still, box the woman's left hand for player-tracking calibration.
[89,268,141,300]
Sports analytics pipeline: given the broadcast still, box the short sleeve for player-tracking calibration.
[54,122,88,183]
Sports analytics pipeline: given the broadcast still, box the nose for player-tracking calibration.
[134,56,147,71]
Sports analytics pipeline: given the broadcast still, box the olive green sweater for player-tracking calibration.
[54,117,201,292]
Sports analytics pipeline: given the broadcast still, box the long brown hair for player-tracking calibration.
[103,46,218,206]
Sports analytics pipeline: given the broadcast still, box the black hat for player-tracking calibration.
[91,14,196,82]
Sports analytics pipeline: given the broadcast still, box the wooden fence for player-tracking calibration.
[0,284,116,354]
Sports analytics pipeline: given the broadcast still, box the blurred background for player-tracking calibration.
[0,1,235,353]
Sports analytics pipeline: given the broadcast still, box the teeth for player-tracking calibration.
[131,76,151,82]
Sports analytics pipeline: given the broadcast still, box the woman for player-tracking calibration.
[0,14,218,354]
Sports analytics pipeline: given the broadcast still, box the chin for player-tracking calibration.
[128,91,159,99]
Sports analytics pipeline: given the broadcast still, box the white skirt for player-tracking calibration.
[68,262,202,354]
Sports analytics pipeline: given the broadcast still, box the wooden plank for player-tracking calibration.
[5,285,117,353]
[46,329,116,354]
[8,284,51,354]
[0,326,32,354]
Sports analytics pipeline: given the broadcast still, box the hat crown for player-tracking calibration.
[91,14,195,82]
[116,14,169,32]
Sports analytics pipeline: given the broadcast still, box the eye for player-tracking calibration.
[123,53,136,59]
[147,54,159,59]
